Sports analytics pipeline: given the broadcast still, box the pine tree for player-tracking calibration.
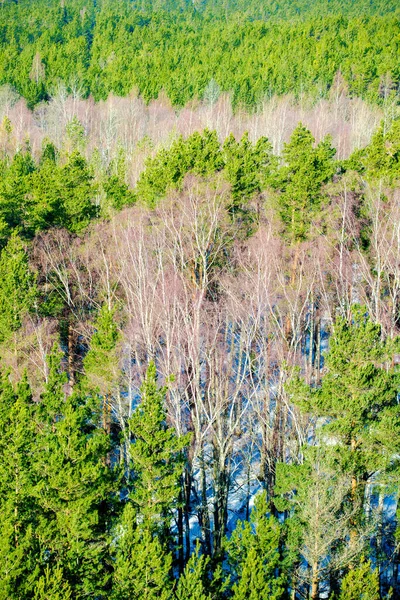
[362,119,400,184]
[59,151,98,233]
[0,232,37,343]
[0,373,40,600]
[222,132,275,231]
[84,304,120,396]
[33,345,112,597]
[174,544,211,600]
[33,565,72,600]
[0,148,35,242]
[84,304,121,434]
[128,362,190,536]
[112,363,190,599]
[290,306,400,548]
[339,559,380,600]
[226,491,287,600]
[112,502,172,600]
[275,123,336,244]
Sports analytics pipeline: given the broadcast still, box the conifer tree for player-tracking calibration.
[174,544,211,600]
[33,565,72,600]
[362,119,400,184]
[275,123,336,244]
[84,304,121,435]
[84,304,120,397]
[0,373,39,600]
[222,132,274,211]
[225,491,287,600]
[34,345,112,597]
[112,363,190,598]
[290,306,400,548]
[112,503,172,600]
[339,559,380,600]
[128,361,190,535]
[0,148,36,242]
[60,151,98,233]
[0,232,37,343]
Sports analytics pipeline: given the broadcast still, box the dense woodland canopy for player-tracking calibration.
[0,0,400,108]
[0,0,400,598]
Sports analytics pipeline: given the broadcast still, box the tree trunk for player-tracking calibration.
[311,562,319,600]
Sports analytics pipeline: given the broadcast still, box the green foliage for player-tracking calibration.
[174,544,211,600]
[225,491,287,600]
[359,119,400,184]
[222,132,275,221]
[0,232,37,343]
[274,123,336,243]
[128,362,190,534]
[0,148,35,243]
[112,503,172,600]
[0,1,399,110]
[34,345,112,597]
[33,565,72,600]
[339,559,380,600]
[0,373,39,600]
[136,130,223,207]
[289,305,400,487]
[84,304,120,395]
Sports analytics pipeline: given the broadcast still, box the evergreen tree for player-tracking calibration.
[174,544,211,600]
[0,373,40,600]
[225,491,287,600]
[222,132,274,210]
[84,304,120,396]
[274,123,336,244]
[0,232,37,343]
[290,306,400,544]
[33,565,72,600]
[59,151,98,233]
[0,148,35,243]
[339,559,380,600]
[362,119,400,184]
[112,363,190,598]
[84,304,121,435]
[34,345,112,597]
[128,362,190,535]
[112,503,172,600]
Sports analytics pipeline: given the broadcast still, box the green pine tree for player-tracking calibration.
[33,565,72,600]
[225,491,287,600]
[84,304,120,396]
[34,345,112,598]
[0,232,37,344]
[174,543,211,600]
[128,362,191,535]
[112,502,172,600]
[275,123,336,244]
[338,559,380,600]
[289,306,400,545]
[0,373,40,600]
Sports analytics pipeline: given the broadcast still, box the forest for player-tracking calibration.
[0,0,400,599]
